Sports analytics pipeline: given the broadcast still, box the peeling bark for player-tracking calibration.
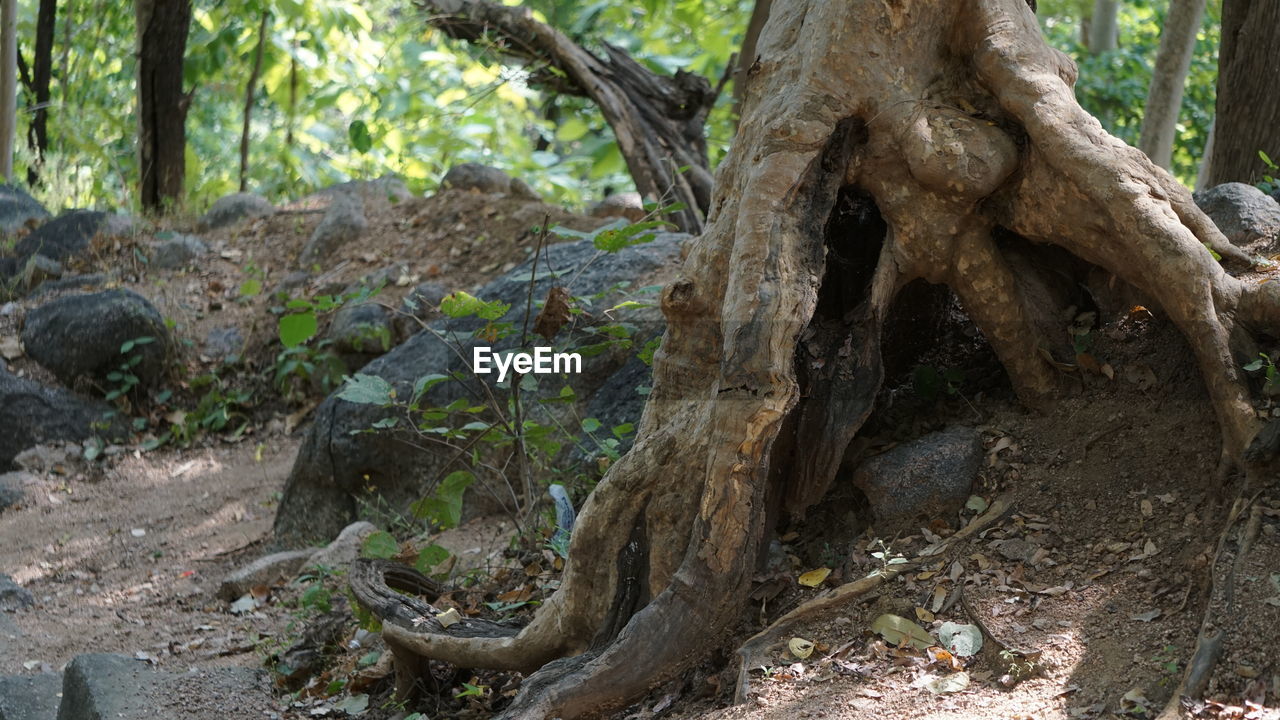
[351,1,1280,716]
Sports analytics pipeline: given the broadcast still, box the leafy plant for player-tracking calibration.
[1258,150,1279,196]
[1244,352,1280,396]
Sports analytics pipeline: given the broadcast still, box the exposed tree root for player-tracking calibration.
[350,0,1280,715]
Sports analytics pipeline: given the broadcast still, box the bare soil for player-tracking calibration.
[2,189,1278,719]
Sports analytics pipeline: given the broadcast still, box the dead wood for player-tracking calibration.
[416,0,715,233]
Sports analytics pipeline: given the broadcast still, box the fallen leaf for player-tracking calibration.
[1140,499,1153,517]
[1130,609,1162,622]
[788,637,815,659]
[937,622,983,656]
[915,607,935,623]
[965,495,989,513]
[436,608,461,628]
[798,568,831,587]
[870,614,934,650]
[229,595,259,615]
[923,671,970,695]
[334,694,370,715]
[0,336,22,360]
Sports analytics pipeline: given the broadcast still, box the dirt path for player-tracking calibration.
[0,438,298,675]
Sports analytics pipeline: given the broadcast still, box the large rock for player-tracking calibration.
[149,233,208,270]
[273,234,685,545]
[13,210,105,263]
[440,163,539,200]
[851,427,982,532]
[0,366,119,471]
[327,302,394,356]
[314,175,413,204]
[0,471,32,512]
[0,673,62,720]
[217,548,317,601]
[0,573,34,611]
[195,193,275,231]
[298,192,366,267]
[56,654,274,720]
[22,289,171,392]
[0,184,50,236]
[1194,182,1280,255]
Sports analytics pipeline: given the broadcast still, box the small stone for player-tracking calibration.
[0,573,35,610]
[197,193,276,231]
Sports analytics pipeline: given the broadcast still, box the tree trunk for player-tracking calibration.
[1138,0,1206,171]
[1196,116,1215,190]
[135,0,193,213]
[239,10,270,193]
[350,1,1280,717]
[731,0,771,122]
[25,0,56,186]
[1206,0,1280,186]
[1088,0,1119,53]
[0,0,16,181]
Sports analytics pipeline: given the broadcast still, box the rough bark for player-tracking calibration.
[731,0,772,122]
[1206,0,1280,186]
[239,10,270,192]
[0,0,16,180]
[25,0,56,186]
[135,0,193,213]
[1138,0,1206,170]
[415,0,715,234]
[350,1,1280,717]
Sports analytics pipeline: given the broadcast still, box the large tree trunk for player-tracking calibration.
[25,0,56,187]
[351,1,1280,717]
[135,0,192,213]
[1206,0,1280,186]
[1138,0,1206,171]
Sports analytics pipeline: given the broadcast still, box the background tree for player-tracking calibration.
[1205,0,1279,186]
[1138,0,1206,170]
[0,0,16,180]
[1087,0,1119,52]
[20,0,55,186]
[349,1,1280,717]
[135,0,193,212]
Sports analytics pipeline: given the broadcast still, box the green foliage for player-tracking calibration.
[912,364,965,401]
[1038,0,1220,186]
[1243,353,1280,396]
[1257,150,1278,196]
[409,471,475,530]
[360,530,400,559]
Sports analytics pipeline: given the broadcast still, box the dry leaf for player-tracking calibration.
[788,637,815,659]
[436,608,461,628]
[1140,499,1153,517]
[798,568,831,587]
[532,286,573,341]
[870,614,934,650]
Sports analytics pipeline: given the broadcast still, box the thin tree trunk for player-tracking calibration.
[1087,0,1119,53]
[0,0,17,181]
[1196,116,1215,190]
[1207,0,1280,186]
[239,10,270,192]
[26,0,57,186]
[1138,0,1206,170]
[135,0,193,212]
[731,0,771,123]
[285,40,297,147]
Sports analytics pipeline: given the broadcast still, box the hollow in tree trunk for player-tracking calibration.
[351,1,1280,717]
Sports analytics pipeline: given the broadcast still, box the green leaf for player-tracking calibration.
[581,417,601,433]
[337,374,395,405]
[239,278,262,298]
[440,291,509,320]
[278,312,318,348]
[415,544,450,573]
[361,531,399,559]
[349,119,373,153]
[410,470,474,529]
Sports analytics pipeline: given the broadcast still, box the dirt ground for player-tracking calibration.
[2,187,1278,720]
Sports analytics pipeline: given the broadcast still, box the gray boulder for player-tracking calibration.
[298,192,366,267]
[0,673,62,720]
[0,366,119,471]
[13,210,105,263]
[396,280,449,339]
[203,327,244,362]
[0,183,50,236]
[0,573,34,611]
[327,302,394,357]
[441,163,539,200]
[1194,182,1280,255]
[273,233,685,545]
[21,289,171,392]
[314,175,413,204]
[56,654,274,720]
[196,193,275,231]
[217,548,317,601]
[149,233,208,270]
[0,472,26,512]
[851,427,982,532]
